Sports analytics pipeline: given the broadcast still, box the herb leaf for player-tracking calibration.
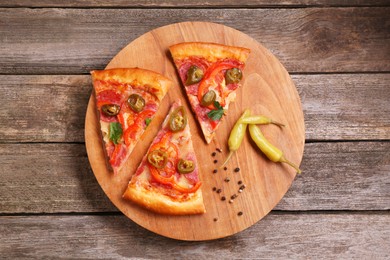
[145,118,152,127]
[207,101,224,121]
[109,122,123,144]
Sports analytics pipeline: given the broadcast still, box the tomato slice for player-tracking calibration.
[149,164,201,193]
[197,61,236,109]
[121,108,156,146]
[109,143,125,167]
[149,165,174,185]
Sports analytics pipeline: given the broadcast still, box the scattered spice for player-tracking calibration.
[214,159,218,164]
[240,184,246,190]
[224,177,230,182]
[216,189,222,194]
[238,189,243,193]
[216,148,223,153]
[238,180,243,185]
[213,169,218,174]
[223,167,228,171]
[238,211,243,216]
[234,167,240,172]
[211,152,217,157]
[212,187,217,191]
[231,194,238,200]
[221,196,226,201]
[229,199,233,203]
[213,218,218,222]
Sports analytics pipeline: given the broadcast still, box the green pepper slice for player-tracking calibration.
[225,68,242,84]
[101,104,120,116]
[169,106,187,132]
[201,90,217,107]
[128,94,145,113]
[185,65,204,86]
[147,149,168,169]
[177,159,195,174]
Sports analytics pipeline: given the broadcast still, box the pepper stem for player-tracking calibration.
[220,151,234,169]
[280,156,302,174]
[271,120,285,128]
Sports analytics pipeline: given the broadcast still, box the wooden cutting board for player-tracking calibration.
[85,21,305,241]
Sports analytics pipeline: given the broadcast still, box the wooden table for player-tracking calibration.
[1,1,389,258]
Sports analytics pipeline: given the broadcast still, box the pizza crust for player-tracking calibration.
[123,181,205,215]
[169,42,250,63]
[90,68,172,101]
[90,68,172,174]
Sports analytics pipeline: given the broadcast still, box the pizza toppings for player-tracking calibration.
[123,101,205,215]
[201,89,216,107]
[147,149,168,169]
[101,104,121,116]
[177,159,195,174]
[91,68,172,174]
[207,101,224,121]
[168,106,187,132]
[169,42,250,143]
[225,68,243,84]
[185,65,204,86]
[108,122,123,144]
[127,93,146,112]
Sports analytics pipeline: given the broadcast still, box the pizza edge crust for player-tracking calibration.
[169,42,250,63]
[123,182,205,215]
[91,67,172,101]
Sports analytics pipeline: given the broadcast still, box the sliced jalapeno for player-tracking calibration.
[169,106,187,132]
[201,90,217,107]
[128,94,145,112]
[147,149,168,169]
[177,159,195,174]
[225,68,242,84]
[101,104,120,116]
[185,65,204,86]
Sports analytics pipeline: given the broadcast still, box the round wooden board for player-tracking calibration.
[85,21,305,241]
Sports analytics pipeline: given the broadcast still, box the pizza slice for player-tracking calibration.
[91,68,172,174]
[169,42,250,143]
[123,101,205,215]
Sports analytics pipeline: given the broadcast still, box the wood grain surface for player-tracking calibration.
[1,0,389,7]
[1,213,389,259]
[1,1,389,258]
[1,8,389,74]
[85,21,304,240]
[1,74,389,143]
[1,142,389,214]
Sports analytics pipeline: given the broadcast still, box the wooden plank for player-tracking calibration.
[0,75,91,143]
[1,74,389,143]
[0,143,118,213]
[1,0,389,7]
[0,8,389,74]
[276,141,390,211]
[293,74,390,141]
[0,213,389,258]
[0,142,389,214]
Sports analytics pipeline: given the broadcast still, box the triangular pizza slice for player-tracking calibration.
[169,42,250,143]
[91,68,172,174]
[123,101,205,215]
